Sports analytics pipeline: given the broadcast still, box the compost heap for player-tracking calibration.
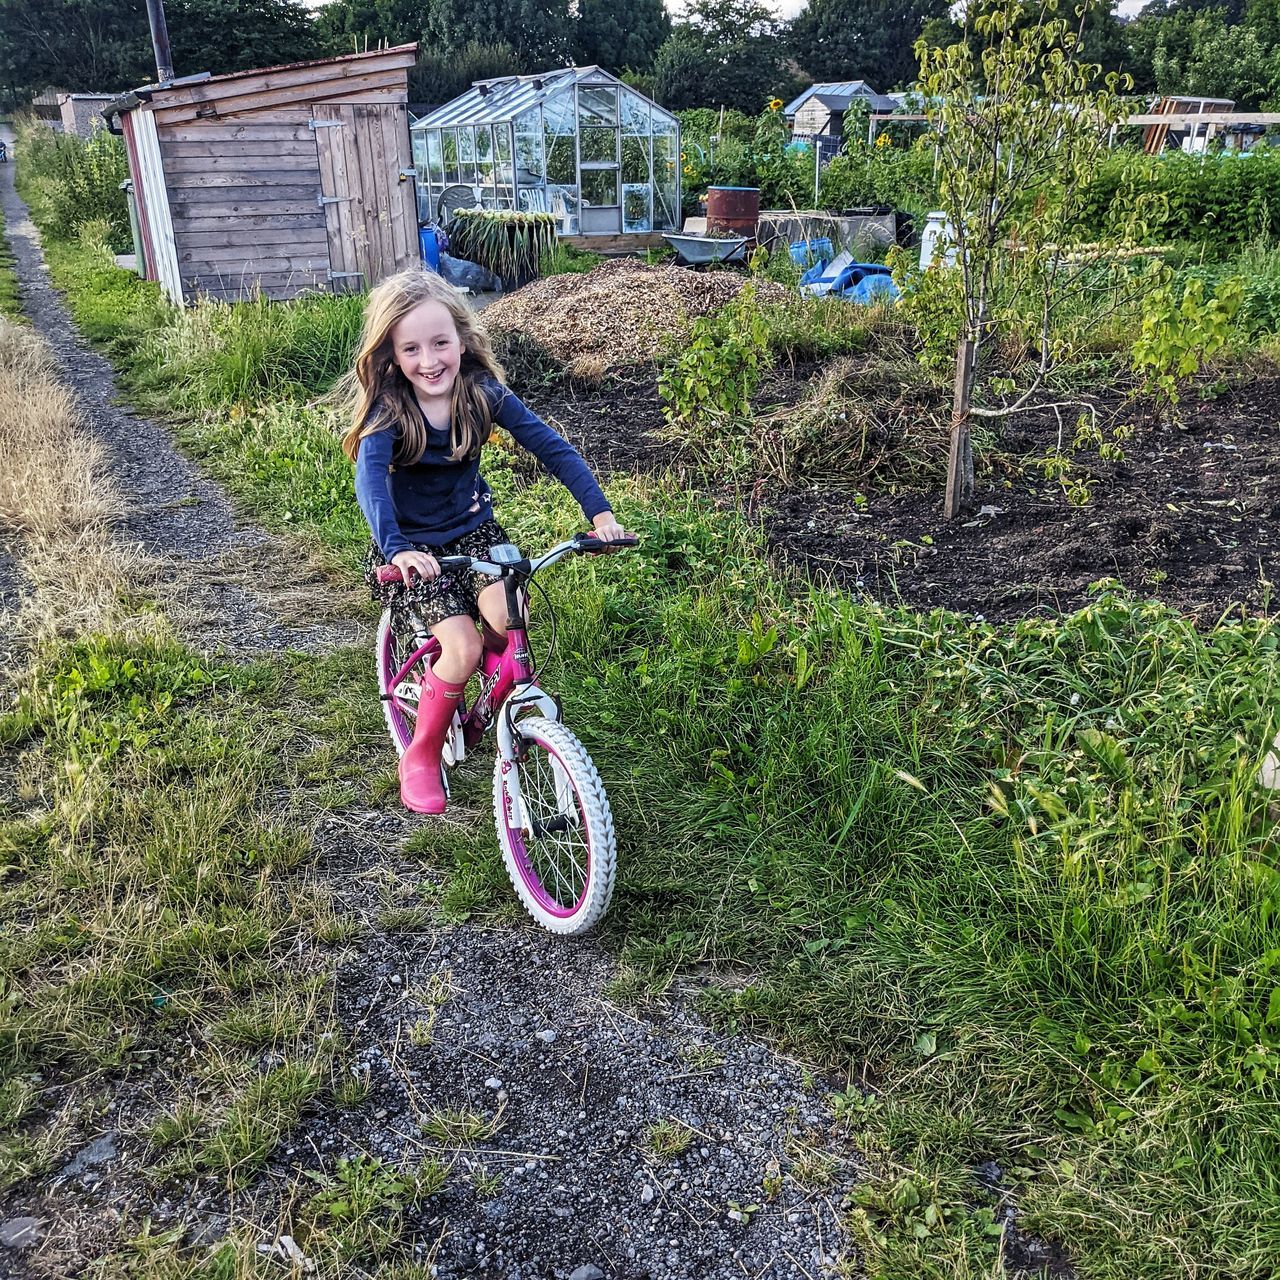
[482,258,787,376]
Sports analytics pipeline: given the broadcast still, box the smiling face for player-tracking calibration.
[390,299,465,414]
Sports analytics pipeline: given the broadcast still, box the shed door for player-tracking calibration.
[313,102,419,292]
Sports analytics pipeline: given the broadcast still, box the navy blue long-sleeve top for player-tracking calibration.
[354,379,610,558]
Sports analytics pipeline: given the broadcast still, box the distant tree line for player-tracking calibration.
[4,0,1280,117]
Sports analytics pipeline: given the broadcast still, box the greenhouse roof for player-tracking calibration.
[411,65,677,130]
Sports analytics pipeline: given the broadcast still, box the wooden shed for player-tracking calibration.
[103,45,420,304]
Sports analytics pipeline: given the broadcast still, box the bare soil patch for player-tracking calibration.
[537,361,1280,621]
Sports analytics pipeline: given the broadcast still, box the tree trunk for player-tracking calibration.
[944,334,977,520]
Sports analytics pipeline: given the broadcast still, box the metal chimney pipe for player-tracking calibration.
[145,0,175,82]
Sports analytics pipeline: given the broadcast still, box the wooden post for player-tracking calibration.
[944,335,976,520]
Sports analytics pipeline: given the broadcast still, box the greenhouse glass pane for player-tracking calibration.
[442,130,459,183]
[578,85,618,128]
[515,130,544,182]
[548,184,579,234]
[495,185,515,210]
[476,126,494,188]
[494,125,514,184]
[621,134,649,185]
[514,107,540,136]
[545,130,575,184]
[653,123,677,230]
[543,95,576,185]
[543,94,575,136]
[582,168,618,207]
[457,126,477,182]
[579,126,616,165]
[623,183,651,232]
[621,92,650,136]
[426,131,444,185]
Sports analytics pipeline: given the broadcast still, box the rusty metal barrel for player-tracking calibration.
[705,186,760,238]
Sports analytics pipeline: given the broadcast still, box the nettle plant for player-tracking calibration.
[658,284,771,452]
[916,0,1158,518]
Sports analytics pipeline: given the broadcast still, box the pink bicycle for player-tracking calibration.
[375,533,637,935]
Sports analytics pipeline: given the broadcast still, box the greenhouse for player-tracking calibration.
[410,67,680,238]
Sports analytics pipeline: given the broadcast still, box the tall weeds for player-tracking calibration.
[14,119,130,250]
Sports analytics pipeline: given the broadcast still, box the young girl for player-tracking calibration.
[341,267,630,816]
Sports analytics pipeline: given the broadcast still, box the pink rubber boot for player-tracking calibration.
[399,666,466,815]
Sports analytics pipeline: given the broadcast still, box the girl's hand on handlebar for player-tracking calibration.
[591,512,633,544]
[391,549,441,583]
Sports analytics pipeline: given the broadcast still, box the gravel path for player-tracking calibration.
[0,150,861,1279]
[0,137,360,658]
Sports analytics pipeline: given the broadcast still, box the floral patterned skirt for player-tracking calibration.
[363,518,509,627]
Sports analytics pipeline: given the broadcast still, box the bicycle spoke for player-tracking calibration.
[517,743,589,908]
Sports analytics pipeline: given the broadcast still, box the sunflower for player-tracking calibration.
[768,98,783,112]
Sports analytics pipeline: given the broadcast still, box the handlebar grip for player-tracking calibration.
[576,532,640,551]
[376,555,473,585]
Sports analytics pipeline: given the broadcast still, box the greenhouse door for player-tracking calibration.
[579,168,621,234]
[578,83,622,235]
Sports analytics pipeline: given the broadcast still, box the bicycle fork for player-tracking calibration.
[495,686,562,833]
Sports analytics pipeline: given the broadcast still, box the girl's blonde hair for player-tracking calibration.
[339,267,507,466]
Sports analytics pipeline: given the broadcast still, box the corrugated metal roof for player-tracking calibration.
[411,65,677,130]
[784,81,898,116]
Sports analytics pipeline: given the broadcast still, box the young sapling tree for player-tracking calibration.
[916,0,1150,518]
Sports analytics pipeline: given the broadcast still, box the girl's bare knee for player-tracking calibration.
[437,625,482,671]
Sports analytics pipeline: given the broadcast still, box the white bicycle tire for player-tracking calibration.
[492,716,616,936]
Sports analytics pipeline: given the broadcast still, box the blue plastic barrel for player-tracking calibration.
[419,226,441,271]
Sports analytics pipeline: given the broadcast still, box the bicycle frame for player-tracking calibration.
[382,537,622,828]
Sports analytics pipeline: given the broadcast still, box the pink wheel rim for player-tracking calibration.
[503,739,592,919]
[379,616,437,753]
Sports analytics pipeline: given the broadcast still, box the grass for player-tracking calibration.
[0,317,398,1261]
[301,1153,447,1264]
[644,1117,695,1160]
[21,230,1280,1280]
[420,1105,503,1146]
[539,240,605,277]
[0,199,19,319]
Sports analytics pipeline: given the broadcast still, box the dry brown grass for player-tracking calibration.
[0,316,157,641]
[0,318,123,536]
[755,353,950,488]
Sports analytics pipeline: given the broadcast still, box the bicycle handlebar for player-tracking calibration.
[375,532,637,586]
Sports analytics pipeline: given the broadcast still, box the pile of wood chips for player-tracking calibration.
[482,258,788,377]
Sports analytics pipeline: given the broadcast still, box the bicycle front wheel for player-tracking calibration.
[493,716,616,936]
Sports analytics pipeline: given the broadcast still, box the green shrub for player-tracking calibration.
[1132,274,1244,401]
[658,283,771,445]
[820,136,940,217]
[1079,147,1280,255]
[15,121,129,250]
